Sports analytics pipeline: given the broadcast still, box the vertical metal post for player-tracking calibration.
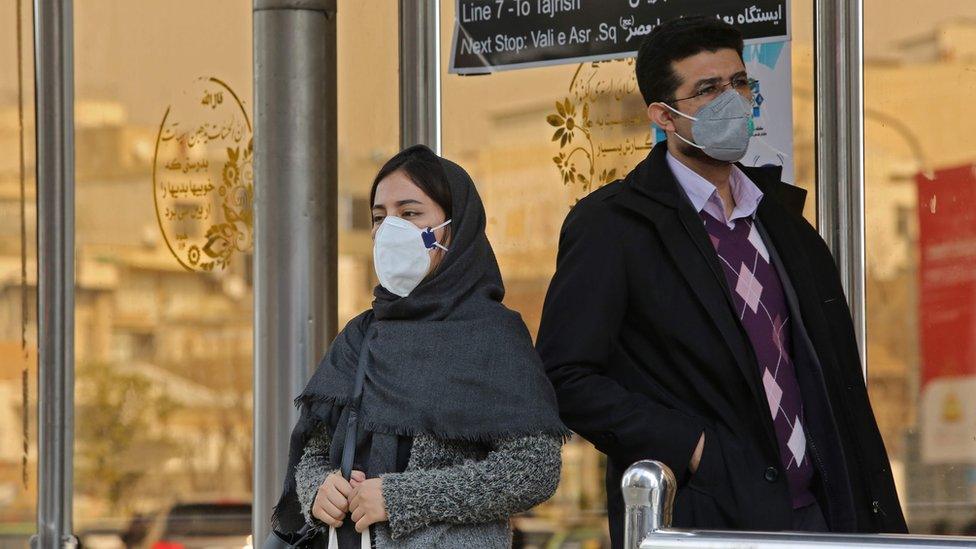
[399,0,441,152]
[815,0,867,371]
[252,0,338,543]
[622,460,677,549]
[34,0,76,547]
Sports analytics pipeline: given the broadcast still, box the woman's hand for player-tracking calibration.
[312,471,366,528]
[350,469,366,489]
[349,478,389,533]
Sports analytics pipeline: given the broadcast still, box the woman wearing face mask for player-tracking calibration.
[270,145,568,548]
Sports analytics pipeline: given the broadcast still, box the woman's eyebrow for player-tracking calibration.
[373,199,423,211]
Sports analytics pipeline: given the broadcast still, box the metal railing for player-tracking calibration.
[623,461,976,549]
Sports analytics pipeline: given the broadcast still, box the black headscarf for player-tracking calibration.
[272,146,568,534]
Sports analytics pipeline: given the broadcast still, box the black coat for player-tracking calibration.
[536,143,907,548]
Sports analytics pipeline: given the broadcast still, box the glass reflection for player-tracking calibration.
[71,2,253,545]
[865,0,976,536]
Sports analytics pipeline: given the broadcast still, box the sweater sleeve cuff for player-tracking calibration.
[380,472,428,540]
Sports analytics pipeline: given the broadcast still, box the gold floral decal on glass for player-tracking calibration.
[548,59,652,198]
[191,140,254,271]
[549,97,618,194]
[549,98,586,190]
[153,77,253,272]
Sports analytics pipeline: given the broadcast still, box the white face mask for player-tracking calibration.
[373,216,451,297]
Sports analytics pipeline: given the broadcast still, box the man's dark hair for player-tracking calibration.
[635,16,744,105]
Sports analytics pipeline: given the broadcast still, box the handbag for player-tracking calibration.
[260,514,369,549]
[262,523,320,549]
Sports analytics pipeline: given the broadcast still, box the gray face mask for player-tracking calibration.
[658,89,755,162]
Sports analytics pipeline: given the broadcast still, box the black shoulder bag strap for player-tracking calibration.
[340,326,373,480]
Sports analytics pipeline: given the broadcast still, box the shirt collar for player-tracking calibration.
[665,151,764,224]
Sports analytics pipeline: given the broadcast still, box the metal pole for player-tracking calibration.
[622,460,677,549]
[252,0,338,543]
[815,0,867,371]
[399,0,441,152]
[33,0,76,547]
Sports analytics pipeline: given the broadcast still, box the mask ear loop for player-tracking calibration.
[653,102,705,150]
[422,219,452,252]
[656,101,699,122]
[669,129,706,150]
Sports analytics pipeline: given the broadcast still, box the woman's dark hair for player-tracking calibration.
[370,145,452,219]
[635,15,744,105]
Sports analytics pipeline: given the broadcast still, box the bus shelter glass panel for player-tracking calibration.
[0,1,38,546]
[72,2,253,546]
[336,1,401,326]
[864,0,976,536]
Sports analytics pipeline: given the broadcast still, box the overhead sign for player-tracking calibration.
[450,0,791,74]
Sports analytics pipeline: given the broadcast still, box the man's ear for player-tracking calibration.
[647,102,677,133]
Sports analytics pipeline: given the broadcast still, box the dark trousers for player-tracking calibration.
[792,501,830,532]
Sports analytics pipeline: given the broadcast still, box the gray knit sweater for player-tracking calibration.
[294,426,562,548]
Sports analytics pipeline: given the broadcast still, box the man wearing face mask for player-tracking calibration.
[536,16,907,547]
